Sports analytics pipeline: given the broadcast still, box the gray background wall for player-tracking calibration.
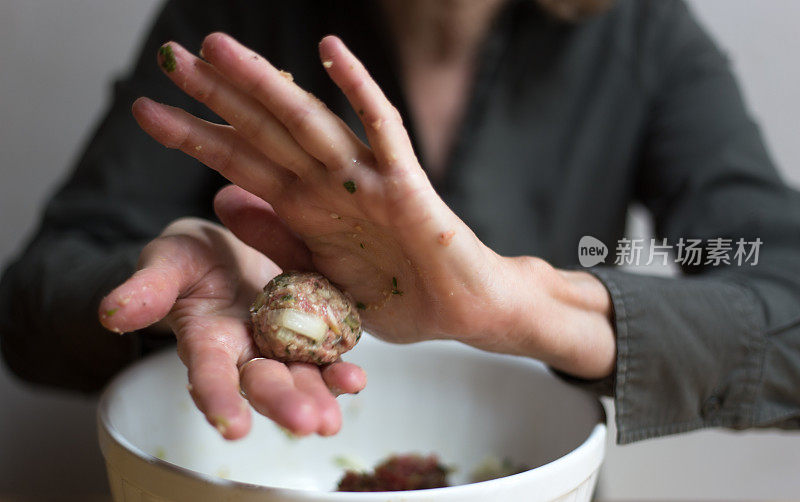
[0,0,798,499]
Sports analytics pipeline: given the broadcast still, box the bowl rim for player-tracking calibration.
[98,340,606,499]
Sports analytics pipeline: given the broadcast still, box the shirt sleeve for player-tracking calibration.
[0,0,244,392]
[582,0,800,444]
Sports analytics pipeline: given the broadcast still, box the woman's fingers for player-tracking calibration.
[132,97,294,201]
[288,363,342,436]
[177,321,253,440]
[239,358,321,436]
[199,32,373,171]
[99,233,214,333]
[99,267,179,334]
[319,35,439,232]
[213,184,314,271]
[321,360,368,395]
[318,35,415,173]
[157,42,323,181]
[237,357,366,436]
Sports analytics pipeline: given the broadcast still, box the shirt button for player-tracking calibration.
[702,395,722,418]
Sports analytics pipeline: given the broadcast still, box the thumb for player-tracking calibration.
[98,232,212,333]
[214,185,314,272]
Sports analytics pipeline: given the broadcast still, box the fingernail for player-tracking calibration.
[238,357,266,375]
[212,415,229,436]
[279,426,299,440]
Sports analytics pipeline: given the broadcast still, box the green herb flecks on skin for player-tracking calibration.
[279,426,299,441]
[159,44,177,72]
[343,180,357,193]
[356,302,366,310]
[104,308,118,318]
[391,277,403,296]
[281,294,293,302]
[359,242,365,249]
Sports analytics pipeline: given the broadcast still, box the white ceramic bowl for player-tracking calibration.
[98,335,605,501]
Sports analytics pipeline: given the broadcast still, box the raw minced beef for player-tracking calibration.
[336,454,449,492]
[249,271,361,364]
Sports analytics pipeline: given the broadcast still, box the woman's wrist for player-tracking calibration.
[480,256,616,380]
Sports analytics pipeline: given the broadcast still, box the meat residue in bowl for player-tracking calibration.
[335,453,531,492]
[336,454,449,492]
[469,456,530,483]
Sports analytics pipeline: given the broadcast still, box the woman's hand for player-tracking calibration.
[132,33,616,380]
[99,217,366,439]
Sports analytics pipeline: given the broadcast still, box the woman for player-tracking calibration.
[2,0,798,443]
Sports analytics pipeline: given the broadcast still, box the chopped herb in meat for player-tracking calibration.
[343,180,357,193]
[344,313,360,331]
[271,273,291,287]
[356,302,366,310]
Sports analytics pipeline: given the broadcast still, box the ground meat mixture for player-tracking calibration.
[249,271,361,365]
[469,457,530,483]
[336,454,449,492]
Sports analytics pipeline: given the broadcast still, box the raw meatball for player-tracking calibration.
[249,271,362,364]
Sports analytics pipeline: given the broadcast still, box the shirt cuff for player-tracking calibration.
[579,267,766,444]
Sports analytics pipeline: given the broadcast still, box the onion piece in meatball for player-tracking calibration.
[249,271,362,364]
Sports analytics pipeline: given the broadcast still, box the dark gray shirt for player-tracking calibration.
[1,0,798,444]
